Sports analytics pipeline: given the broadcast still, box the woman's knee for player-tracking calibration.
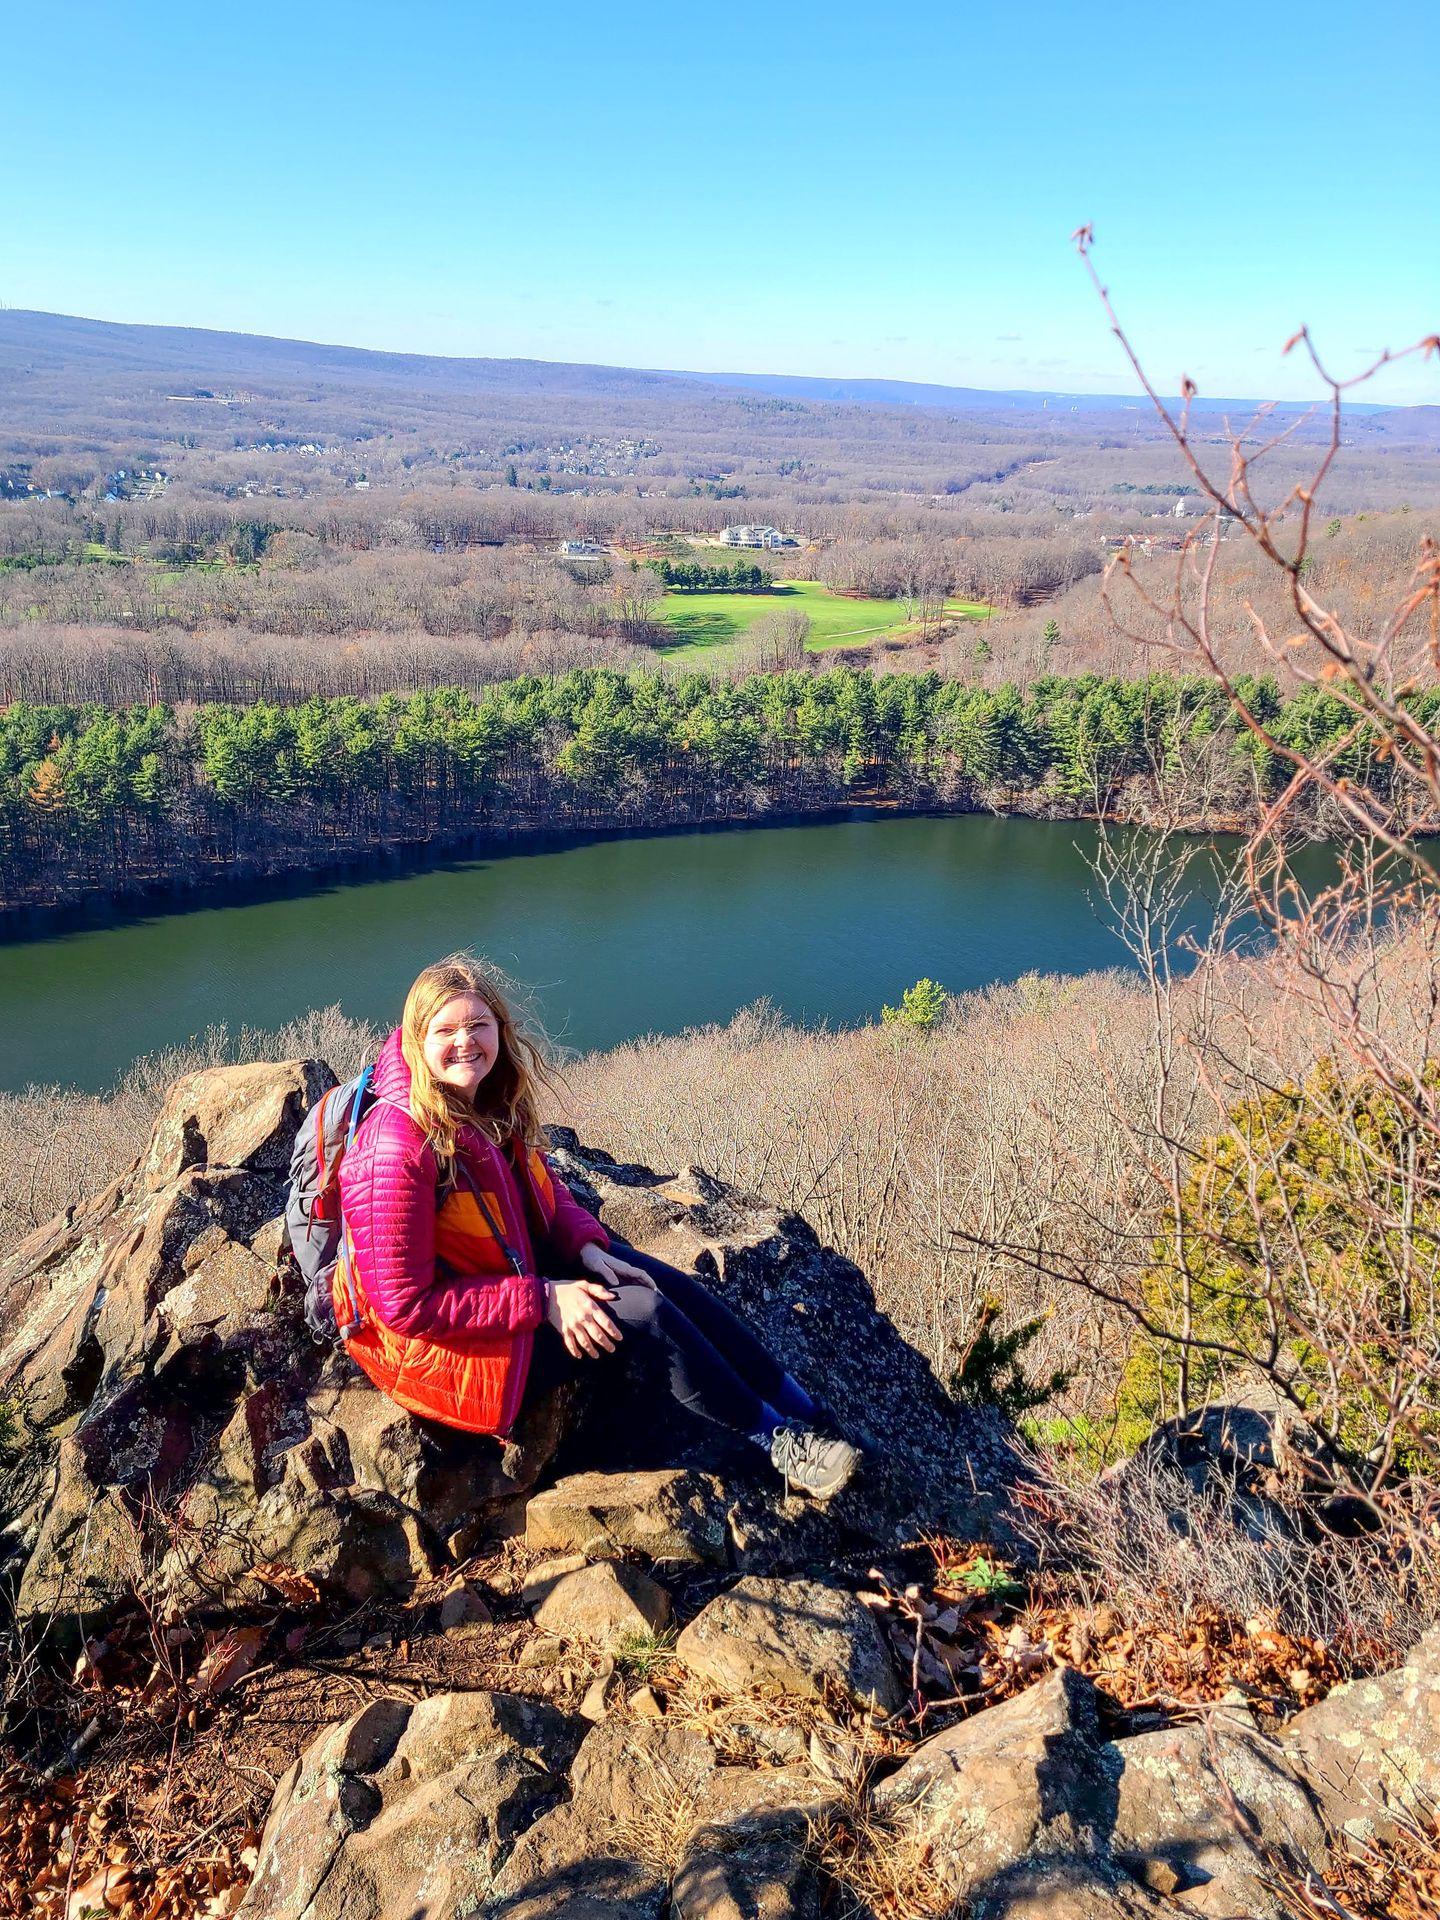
[624,1255,707,1317]
[610,1281,664,1335]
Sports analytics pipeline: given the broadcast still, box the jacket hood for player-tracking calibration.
[370,1026,413,1106]
[368,1027,502,1151]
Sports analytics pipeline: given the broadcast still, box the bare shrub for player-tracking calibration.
[1013,244,1440,1514]
[1015,1444,1440,1662]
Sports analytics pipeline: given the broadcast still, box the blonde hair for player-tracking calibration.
[400,953,557,1176]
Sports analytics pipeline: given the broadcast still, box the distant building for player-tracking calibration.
[721,524,793,550]
[559,539,606,558]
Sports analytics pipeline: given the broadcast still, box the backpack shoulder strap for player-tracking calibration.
[344,1063,376,1151]
[313,1063,377,1193]
[455,1158,526,1278]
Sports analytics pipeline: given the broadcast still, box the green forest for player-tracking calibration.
[1,667,1424,912]
[646,559,773,591]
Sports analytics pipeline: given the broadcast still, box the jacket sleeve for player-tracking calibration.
[542,1154,610,1266]
[353,1125,545,1342]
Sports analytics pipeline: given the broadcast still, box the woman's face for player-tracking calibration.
[422,992,500,1101]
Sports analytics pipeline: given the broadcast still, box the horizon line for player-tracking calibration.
[2,303,1426,416]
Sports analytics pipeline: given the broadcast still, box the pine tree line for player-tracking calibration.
[3,669,1426,913]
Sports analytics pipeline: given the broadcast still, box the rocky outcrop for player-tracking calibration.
[0,1065,1007,1633]
[8,1058,1440,1920]
[524,1466,730,1569]
[0,1062,571,1629]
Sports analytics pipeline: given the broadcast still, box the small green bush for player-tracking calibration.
[1119,1061,1440,1476]
[954,1555,1025,1603]
[950,1296,1070,1420]
[614,1627,677,1680]
[881,978,949,1030]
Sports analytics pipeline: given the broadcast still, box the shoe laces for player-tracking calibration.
[772,1424,825,1477]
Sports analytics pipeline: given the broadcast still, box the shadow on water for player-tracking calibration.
[0,805,909,948]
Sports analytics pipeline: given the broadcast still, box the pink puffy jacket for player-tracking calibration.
[336,1028,608,1433]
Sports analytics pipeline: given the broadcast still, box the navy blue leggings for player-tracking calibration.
[527,1240,803,1440]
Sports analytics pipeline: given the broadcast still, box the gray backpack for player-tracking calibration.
[285,1063,376,1343]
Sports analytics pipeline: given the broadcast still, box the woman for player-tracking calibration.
[336,954,860,1501]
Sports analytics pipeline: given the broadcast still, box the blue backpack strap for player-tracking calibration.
[334,1063,376,1340]
[345,1062,375,1151]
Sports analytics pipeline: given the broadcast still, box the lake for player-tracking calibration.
[0,814,1315,1093]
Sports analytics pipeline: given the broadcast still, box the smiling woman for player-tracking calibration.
[329,950,863,1500]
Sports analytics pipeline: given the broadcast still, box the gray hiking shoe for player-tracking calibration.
[769,1424,862,1501]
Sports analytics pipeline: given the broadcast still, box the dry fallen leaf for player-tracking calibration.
[195,1626,266,1700]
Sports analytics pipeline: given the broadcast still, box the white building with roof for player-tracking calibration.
[721,524,793,550]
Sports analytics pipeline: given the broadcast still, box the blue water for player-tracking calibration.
[0,814,1311,1092]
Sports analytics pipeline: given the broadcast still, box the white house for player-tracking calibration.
[559,539,606,558]
[721,524,793,550]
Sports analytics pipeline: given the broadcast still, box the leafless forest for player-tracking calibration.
[2,307,1437,704]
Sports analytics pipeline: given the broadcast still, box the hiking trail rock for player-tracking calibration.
[236,1691,582,1920]
[872,1667,1115,1904]
[524,1467,729,1569]
[523,1556,673,1648]
[675,1574,903,1714]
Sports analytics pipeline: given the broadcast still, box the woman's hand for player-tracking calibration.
[580,1242,656,1290]
[545,1279,622,1359]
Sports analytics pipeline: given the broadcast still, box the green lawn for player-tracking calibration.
[656,579,990,661]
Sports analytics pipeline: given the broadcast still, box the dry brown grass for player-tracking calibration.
[1013,1446,1440,1669]
[554,975,1151,1410]
[807,1792,962,1920]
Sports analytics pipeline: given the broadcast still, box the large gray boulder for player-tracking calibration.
[482,1719,721,1919]
[524,1467,730,1570]
[871,1668,1115,1904]
[236,1690,583,1920]
[1285,1625,1440,1841]
[1107,1707,1327,1918]
[676,1574,903,1714]
[481,1716,830,1920]
[670,1763,829,1920]
[969,1857,1182,1918]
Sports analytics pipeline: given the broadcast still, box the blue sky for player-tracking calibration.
[3,0,1436,402]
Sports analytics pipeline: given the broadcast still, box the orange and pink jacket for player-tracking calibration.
[336,1028,609,1435]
